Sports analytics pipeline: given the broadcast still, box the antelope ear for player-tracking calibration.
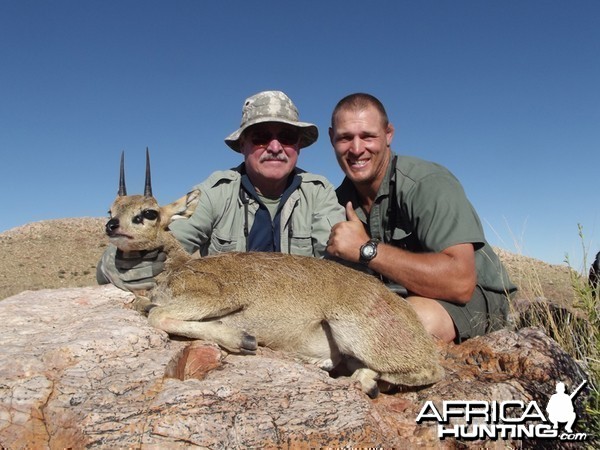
[180,189,201,217]
[160,189,201,226]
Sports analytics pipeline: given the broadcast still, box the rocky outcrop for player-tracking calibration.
[0,286,590,449]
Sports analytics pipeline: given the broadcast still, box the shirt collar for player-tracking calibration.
[374,151,397,201]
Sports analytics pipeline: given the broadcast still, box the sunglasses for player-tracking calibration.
[248,128,300,147]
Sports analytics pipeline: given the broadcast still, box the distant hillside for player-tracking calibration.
[0,218,107,299]
[0,218,577,304]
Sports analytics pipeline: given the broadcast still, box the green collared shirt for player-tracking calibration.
[336,152,516,294]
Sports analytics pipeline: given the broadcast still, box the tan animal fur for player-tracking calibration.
[106,153,444,397]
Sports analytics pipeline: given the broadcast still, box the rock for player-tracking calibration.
[0,286,590,449]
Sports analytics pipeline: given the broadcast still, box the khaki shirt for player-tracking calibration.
[170,167,346,258]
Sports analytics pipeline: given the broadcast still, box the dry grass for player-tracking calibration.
[499,240,599,439]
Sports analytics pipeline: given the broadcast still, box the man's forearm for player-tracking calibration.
[367,243,476,303]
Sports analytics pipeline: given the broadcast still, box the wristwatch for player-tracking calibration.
[359,239,379,264]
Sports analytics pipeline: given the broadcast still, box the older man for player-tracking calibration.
[326,93,516,343]
[98,90,345,290]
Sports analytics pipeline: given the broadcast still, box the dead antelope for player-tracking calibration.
[105,151,444,397]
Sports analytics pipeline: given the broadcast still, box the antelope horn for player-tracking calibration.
[144,147,153,197]
[118,151,127,196]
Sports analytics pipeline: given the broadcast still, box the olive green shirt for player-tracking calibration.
[336,153,516,294]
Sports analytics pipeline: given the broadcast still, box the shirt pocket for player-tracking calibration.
[289,231,314,256]
[210,230,238,254]
[389,227,421,251]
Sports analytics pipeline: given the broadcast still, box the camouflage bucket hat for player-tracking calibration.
[225,90,319,152]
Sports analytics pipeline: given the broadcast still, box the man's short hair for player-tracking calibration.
[331,93,389,128]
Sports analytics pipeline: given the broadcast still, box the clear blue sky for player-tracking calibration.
[1,0,598,269]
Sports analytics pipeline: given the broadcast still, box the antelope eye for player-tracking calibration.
[142,209,159,220]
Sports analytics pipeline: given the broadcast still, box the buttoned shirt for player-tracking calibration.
[336,152,516,294]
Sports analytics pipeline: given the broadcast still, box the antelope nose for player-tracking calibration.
[106,218,120,235]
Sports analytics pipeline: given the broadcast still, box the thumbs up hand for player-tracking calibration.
[345,201,362,223]
[327,202,371,262]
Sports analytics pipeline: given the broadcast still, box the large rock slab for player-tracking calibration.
[0,286,589,448]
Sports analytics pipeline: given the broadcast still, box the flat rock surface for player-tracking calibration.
[0,286,589,449]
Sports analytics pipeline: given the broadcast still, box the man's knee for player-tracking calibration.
[407,296,457,343]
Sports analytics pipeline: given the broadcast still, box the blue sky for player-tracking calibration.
[1,0,598,269]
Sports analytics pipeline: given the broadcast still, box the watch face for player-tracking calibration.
[362,245,376,258]
[360,241,378,262]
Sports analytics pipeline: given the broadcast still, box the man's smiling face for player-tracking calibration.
[329,105,394,188]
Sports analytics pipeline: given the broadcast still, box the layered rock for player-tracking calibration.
[0,286,589,449]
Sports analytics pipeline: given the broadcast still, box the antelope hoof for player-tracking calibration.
[351,368,380,399]
[240,332,257,355]
[365,384,380,399]
[133,296,154,315]
[144,303,159,315]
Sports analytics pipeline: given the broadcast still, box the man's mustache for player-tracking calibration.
[259,153,289,163]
